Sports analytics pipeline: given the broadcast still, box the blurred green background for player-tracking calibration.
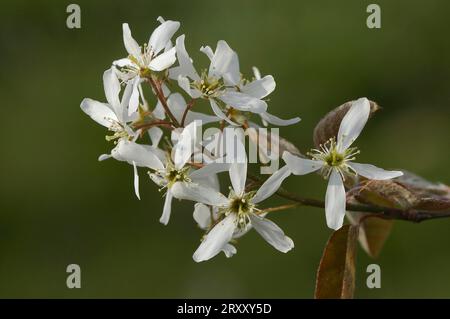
[0,0,449,298]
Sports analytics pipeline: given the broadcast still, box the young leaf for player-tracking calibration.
[347,212,393,258]
[313,100,380,148]
[315,225,359,299]
[354,179,418,210]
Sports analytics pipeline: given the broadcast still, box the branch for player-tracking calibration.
[181,99,195,127]
[247,174,450,223]
[147,77,181,127]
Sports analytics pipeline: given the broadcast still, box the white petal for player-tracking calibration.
[148,127,163,146]
[190,162,231,180]
[325,170,347,230]
[229,163,247,196]
[282,152,323,175]
[249,213,294,253]
[193,203,212,229]
[113,58,136,69]
[80,98,118,128]
[200,45,214,60]
[111,140,165,170]
[337,97,370,152]
[209,99,238,126]
[252,166,291,203]
[349,162,404,180]
[241,75,275,99]
[252,66,261,80]
[152,100,166,120]
[149,47,177,71]
[169,35,200,81]
[149,20,180,55]
[219,91,267,114]
[173,121,198,169]
[171,182,229,207]
[98,154,112,161]
[222,244,237,258]
[160,191,173,225]
[193,214,237,262]
[209,40,240,86]
[127,77,140,116]
[184,111,221,126]
[177,75,201,99]
[260,112,301,126]
[103,68,121,110]
[122,23,141,58]
[133,161,140,200]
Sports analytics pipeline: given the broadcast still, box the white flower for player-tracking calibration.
[283,98,404,230]
[169,36,270,125]
[80,68,139,160]
[111,121,229,225]
[171,137,293,262]
[193,203,237,258]
[113,17,180,115]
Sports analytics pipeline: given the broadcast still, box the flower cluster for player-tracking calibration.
[81,17,402,262]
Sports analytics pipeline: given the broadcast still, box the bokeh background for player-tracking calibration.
[0,0,449,298]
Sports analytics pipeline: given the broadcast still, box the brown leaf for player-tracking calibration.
[354,179,418,210]
[313,100,380,148]
[347,212,393,258]
[315,225,359,299]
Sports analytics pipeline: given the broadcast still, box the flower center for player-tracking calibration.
[105,119,133,144]
[192,71,223,98]
[308,138,359,179]
[223,190,258,229]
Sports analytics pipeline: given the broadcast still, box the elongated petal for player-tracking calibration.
[220,91,267,114]
[249,213,294,253]
[252,66,261,80]
[190,162,230,181]
[113,58,136,69]
[200,45,214,60]
[282,152,323,175]
[241,75,275,99]
[133,161,140,200]
[173,121,197,169]
[171,182,229,207]
[169,35,200,81]
[349,162,403,180]
[160,191,173,225]
[80,98,117,128]
[103,68,121,110]
[177,75,201,99]
[337,97,370,152]
[149,20,180,55]
[229,164,247,196]
[148,127,163,146]
[252,166,291,203]
[260,112,301,126]
[127,77,140,116]
[111,140,165,170]
[193,203,212,229]
[98,154,112,161]
[325,170,346,230]
[209,99,238,126]
[149,47,177,71]
[209,40,240,85]
[193,214,237,262]
[222,244,237,258]
[122,23,141,58]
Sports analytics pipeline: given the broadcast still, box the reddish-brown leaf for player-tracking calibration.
[315,225,359,299]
